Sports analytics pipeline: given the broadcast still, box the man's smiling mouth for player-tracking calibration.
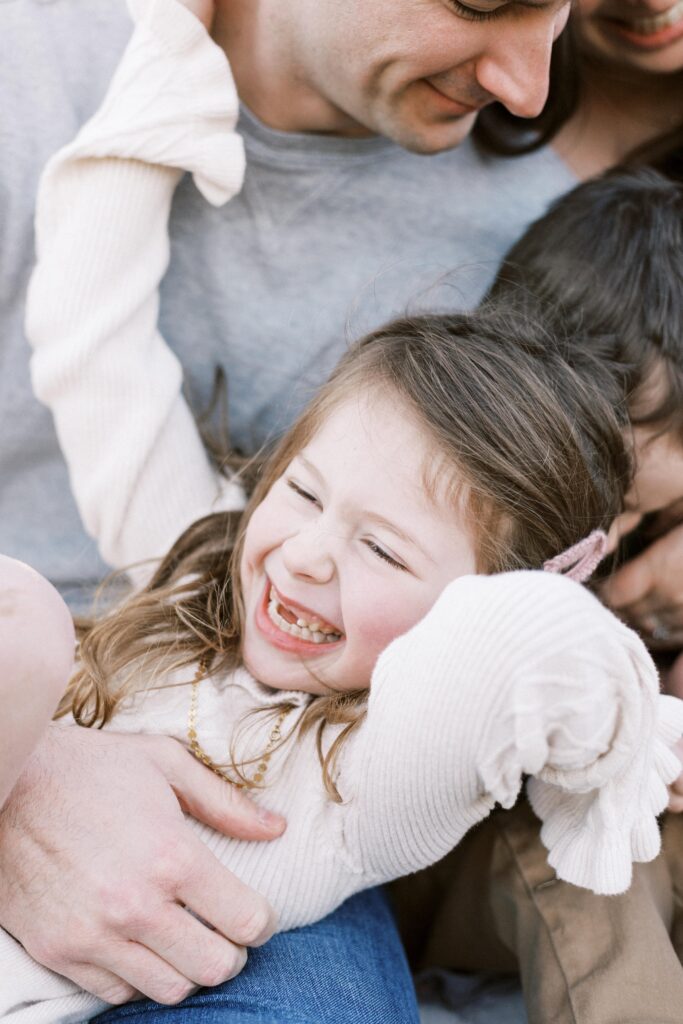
[267,585,344,644]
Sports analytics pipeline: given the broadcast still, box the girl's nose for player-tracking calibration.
[281,524,336,583]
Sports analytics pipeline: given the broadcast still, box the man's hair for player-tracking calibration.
[488,168,683,441]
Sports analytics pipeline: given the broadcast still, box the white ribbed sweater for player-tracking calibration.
[4,572,683,1023]
[12,2,683,1022]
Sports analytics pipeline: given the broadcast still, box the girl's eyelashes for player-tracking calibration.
[285,477,408,570]
[447,0,505,22]
[364,540,407,572]
[287,479,320,505]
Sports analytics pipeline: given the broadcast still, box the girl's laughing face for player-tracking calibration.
[239,391,478,695]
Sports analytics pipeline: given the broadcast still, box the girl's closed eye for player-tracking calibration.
[363,540,407,572]
[287,479,320,506]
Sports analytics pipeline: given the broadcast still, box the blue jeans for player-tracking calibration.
[96,888,419,1024]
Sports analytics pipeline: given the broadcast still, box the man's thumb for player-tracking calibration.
[164,742,287,840]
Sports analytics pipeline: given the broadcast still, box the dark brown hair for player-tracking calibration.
[488,168,683,441]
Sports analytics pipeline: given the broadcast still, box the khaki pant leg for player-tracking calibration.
[663,812,683,961]
[494,800,683,1024]
[391,800,683,1024]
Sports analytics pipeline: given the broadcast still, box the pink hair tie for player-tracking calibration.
[543,529,609,583]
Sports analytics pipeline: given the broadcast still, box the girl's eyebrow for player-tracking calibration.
[297,453,325,484]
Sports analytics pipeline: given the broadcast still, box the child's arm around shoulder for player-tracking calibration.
[0,557,75,809]
[340,571,683,896]
[26,0,245,574]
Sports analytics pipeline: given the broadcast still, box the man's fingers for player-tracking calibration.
[161,741,286,841]
[668,791,683,814]
[130,903,247,987]
[600,548,656,611]
[665,652,683,701]
[178,842,277,948]
[89,941,200,1006]
[59,963,139,1006]
[624,598,683,634]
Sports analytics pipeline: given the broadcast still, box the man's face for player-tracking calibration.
[245,0,570,153]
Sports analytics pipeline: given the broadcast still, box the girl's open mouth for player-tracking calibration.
[255,579,345,653]
[267,586,343,643]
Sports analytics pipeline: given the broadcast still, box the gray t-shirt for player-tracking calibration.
[1,0,577,606]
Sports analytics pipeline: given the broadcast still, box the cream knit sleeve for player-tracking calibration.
[342,571,683,896]
[25,0,246,572]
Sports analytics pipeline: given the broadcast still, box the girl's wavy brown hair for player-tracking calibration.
[60,306,632,799]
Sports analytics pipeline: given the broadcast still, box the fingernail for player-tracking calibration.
[258,807,286,831]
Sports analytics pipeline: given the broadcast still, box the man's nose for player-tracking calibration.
[281,523,336,583]
[475,7,569,120]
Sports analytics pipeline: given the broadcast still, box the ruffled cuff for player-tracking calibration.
[50,0,244,206]
[527,693,683,895]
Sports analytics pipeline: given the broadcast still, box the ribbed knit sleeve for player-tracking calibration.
[25,0,246,571]
[343,571,683,896]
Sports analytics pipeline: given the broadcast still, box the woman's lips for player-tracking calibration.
[255,579,345,655]
[600,5,683,49]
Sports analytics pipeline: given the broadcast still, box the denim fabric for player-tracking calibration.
[96,888,419,1024]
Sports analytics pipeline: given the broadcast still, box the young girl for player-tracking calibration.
[11,2,683,1022]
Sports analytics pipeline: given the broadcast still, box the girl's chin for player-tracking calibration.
[241,647,330,695]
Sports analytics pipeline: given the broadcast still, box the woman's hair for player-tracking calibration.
[488,168,683,441]
[62,306,631,794]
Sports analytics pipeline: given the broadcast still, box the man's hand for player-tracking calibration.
[0,725,285,1005]
[600,521,683,648]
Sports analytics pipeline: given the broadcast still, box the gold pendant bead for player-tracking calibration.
[187,658,291,788]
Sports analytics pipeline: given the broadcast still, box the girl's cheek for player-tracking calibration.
[351,595,429,657]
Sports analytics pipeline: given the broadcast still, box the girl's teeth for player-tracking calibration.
[267,592,342,643]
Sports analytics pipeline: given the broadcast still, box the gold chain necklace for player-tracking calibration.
[187,659,291,788]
